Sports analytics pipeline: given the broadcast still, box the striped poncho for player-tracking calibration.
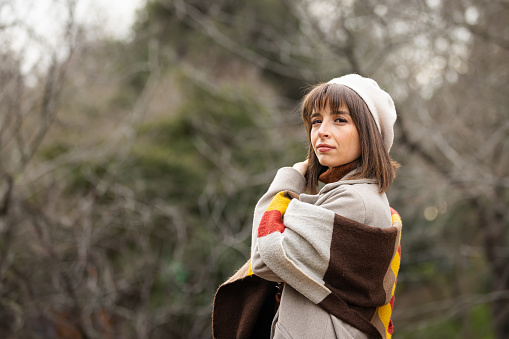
[213,191,402,339]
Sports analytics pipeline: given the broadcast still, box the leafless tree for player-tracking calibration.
[2,0,507,338]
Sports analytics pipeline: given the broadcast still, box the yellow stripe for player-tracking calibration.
[391,252,400,278]
[266,191,291,216]
[378,210,401,339]
[377,303,392,337]
[379,236,400,337]
[247,263,254,277]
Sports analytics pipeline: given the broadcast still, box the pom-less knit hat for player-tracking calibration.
[328,74,397,152]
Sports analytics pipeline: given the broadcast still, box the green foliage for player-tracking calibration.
[397,304,495,339]
[39,142,70,160]
[133,0,309,99]
[399,320,461,338]
[470,304,495,339]
[128,78,275,204]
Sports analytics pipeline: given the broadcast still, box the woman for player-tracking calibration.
[213,74,402,339]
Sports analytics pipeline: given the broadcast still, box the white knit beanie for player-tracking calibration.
[328,74,397,152]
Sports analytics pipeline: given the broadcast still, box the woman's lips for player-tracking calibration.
[316,144,334,152]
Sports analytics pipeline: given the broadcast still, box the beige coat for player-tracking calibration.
[251,167,392,339]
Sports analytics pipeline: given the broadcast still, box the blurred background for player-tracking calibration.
[1,0,508,338]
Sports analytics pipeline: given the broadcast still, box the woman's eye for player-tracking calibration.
[335,117,347,123]
[311,119,321,125]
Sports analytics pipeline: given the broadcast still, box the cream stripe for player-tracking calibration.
[258,232,331,304]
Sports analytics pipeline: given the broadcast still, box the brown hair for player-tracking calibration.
[301,82,399,194]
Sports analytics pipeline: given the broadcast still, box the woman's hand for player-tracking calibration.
[292,159,308,176]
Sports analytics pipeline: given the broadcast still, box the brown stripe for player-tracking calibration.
[318,294,381,337]
[319,214,398,337]
[324,214,398,305]
[213,275,276,339]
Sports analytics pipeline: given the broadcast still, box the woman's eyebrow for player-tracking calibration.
[311,109,350,118]
[331,109,350,115]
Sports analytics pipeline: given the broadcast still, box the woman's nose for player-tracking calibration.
[318,122,330,138]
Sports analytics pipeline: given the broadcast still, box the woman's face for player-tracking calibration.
[310,103,361,168]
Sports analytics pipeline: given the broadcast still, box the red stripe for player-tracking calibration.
[258,210,285,237]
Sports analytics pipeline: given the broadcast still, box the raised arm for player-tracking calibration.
[250,167,306,281]
[252,183,367,286]
[255,192,400,309]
